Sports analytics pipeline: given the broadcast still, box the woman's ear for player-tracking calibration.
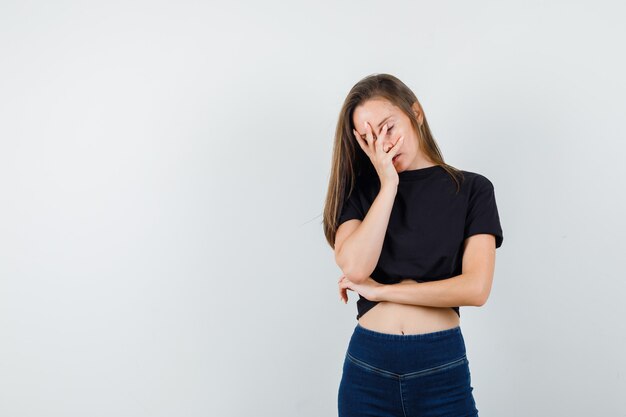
[412,102,424,125]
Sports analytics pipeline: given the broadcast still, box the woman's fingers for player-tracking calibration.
[364,121,375,153]
[390,136,404,156]
[338,275,352,303]
[375,123,387,154]
[362,122,396,161]
[338,276,347,303]
[338,275,344,302]
[352,129,368,156]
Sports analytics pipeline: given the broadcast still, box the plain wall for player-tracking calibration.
[1,1,625,416]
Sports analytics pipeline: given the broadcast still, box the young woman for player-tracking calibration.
[323,73,503,417]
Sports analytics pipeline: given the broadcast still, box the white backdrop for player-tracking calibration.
[1,1,625,416]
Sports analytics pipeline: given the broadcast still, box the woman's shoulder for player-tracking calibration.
[457,168,495,187]
[454,169,499,199]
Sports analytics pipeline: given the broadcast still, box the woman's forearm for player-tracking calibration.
[378,274,484,307]
[336,184,397,283]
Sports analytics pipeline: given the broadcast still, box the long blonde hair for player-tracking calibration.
[322,73,464,248]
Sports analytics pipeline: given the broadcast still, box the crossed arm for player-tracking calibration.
[339,234,497,308]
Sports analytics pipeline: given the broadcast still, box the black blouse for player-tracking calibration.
[338,165,504,320]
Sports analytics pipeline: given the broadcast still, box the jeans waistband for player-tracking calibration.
[354,322,462,341]
[346,323,467,375]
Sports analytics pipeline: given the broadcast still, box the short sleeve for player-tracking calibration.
[338,183,365,226]
[464,175,504,248]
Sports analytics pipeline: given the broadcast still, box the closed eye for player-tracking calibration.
[377,125,393,137]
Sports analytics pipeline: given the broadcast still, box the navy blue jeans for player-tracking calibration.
[338,323,479,417]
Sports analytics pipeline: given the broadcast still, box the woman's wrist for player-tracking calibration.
[379,183,398,198]
[374,282,393,302]
[376,279,412,302]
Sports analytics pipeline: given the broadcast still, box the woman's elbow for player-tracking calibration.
[335,261,369,284]
[335,254,362,280]
[474,288,491,307]
[339,266,369,284]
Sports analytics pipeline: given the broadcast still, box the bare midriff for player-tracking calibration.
[357,279,460,335]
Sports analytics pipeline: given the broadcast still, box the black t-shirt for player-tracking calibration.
[337,165,504,320]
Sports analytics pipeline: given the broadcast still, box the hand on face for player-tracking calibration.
[353,121,404,188]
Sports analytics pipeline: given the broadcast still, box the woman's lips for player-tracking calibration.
[393,154,401,163]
